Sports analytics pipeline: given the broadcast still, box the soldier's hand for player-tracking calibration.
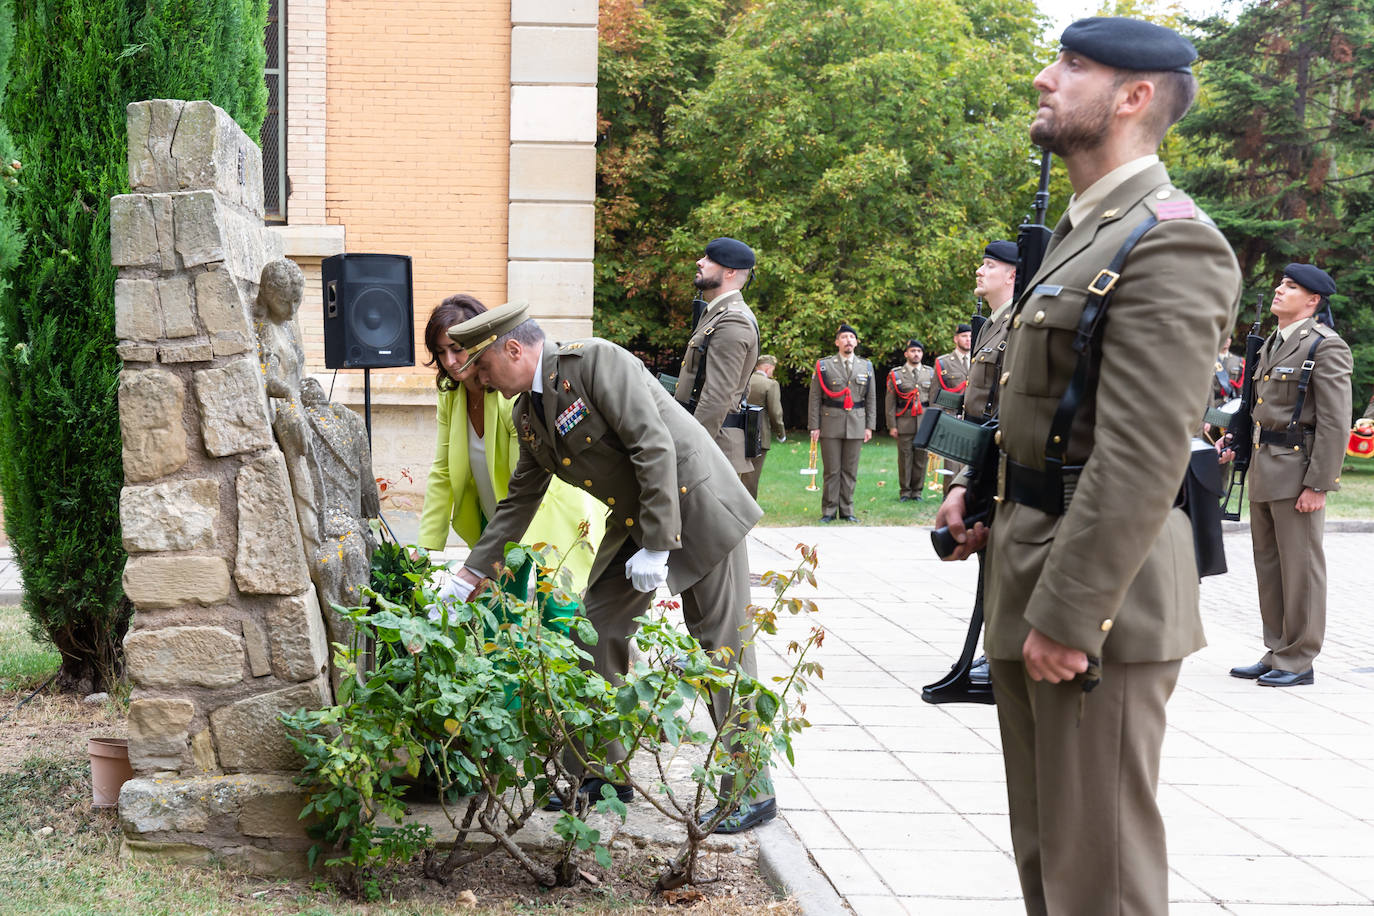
[934,485,986,561]
[1295,487,1326,513]
[1022,627,1089,684]
[810,429,820,443]
[863,429,873,443]
[1214,433,1235,465]
[888,428,897,439]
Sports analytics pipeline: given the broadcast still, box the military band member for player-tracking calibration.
[675,237,760,474]
[964,240,1018,424]
[1227,264,1352,687]
[936,18,1240,915]
[1211,334,1244,408]
[808,323,876,522]
[885,339,933,500]
[446,302,775,833]
[742,355,786,499]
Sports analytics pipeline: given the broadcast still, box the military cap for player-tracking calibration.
[836,323,859,338]
[704,237,756,270]
[756,354,778,367]
[1060,17,1197,73]
[1283,263,1336,298]
[447,300,531,372]
[956,323,973,334]
[905,339,924,351]
[984,240,1018,265]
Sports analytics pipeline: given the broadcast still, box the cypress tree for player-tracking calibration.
[0,0,266,691]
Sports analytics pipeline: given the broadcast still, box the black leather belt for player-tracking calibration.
[821,397,848,409]
[999,456,1083,516]
[722,410,747,429]
[1257,425,1312,447]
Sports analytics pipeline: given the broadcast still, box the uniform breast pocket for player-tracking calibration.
[558,408,613,458]
[969,351,1000,392]
[1006,292,1087,398]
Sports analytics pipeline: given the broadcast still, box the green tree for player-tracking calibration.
[663,0,1045,378]
[1175,0,1374,400]
[0,0,266,690]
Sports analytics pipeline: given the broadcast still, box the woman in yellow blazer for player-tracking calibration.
[417,294,604,592]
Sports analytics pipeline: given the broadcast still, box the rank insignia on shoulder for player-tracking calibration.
[556,398,589,436]
[1156,199,1197,220]
[561,342,584,351]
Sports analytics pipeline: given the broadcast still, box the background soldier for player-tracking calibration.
[742,355,785,499]
[933,323,972,409]
[886,339,932,500]
[675,237,760,475]
[936,18,1240,915]
[447,302,774,833]
[965,240,1018,424]
[808,323,876,522]
[1227,264,1352,687]
[1211,334,1244,407]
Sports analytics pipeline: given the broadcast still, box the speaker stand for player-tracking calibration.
[363,367,373,445]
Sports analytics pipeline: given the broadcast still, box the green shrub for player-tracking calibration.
[0,0,266,691]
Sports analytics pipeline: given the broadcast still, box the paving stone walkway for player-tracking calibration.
[747,525,1374,915]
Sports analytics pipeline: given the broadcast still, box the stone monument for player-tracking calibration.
[113,100,378,873]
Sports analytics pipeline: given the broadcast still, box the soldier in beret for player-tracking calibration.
[935,17,1241,915]
[885,339,933,500]
[675,238,760,476]
[808,323,876,521]
[934,323,973,410]
[742,355,786,499]
[1225,264,1352,687]
[964,240,1018,425]
[1211,334,1244,408]
[445,302,775,834]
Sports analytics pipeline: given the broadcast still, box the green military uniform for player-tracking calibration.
[1247,315,1352,673]
[885,361,933,499]
[964,303,1014,424]
[674,290,759,474]
[465,336,768,800]
[1210,350,1244,407]
[808,354,876,518]
[986,161,1240,915]
[742,369,785,499]
[932,349,970,409]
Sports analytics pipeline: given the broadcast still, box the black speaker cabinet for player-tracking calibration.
[321,253,415,369]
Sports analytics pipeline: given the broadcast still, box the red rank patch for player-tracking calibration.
[1156,199,1197,220]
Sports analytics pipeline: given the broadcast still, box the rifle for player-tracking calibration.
[1013,148,1054,304]
[920,149,1055,707]
[1219,293,1266,520]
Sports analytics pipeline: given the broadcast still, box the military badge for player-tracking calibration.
[556,398,589,436]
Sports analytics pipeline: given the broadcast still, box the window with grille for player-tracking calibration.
[262,0,286,222]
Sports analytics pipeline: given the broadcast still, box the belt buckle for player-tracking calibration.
[1088,269,1120,296]
[1301,359,1315,372]
[996,451,1008,504]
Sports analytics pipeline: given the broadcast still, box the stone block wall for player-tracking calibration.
[114,100,332,874]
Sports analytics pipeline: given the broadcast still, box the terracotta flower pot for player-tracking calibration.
[88,737,133,809]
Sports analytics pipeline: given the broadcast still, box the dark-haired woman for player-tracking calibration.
[417,294,603,591]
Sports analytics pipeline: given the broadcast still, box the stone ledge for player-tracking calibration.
[271,223,345,258]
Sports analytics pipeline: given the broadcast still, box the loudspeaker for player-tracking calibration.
[321,253,415,369]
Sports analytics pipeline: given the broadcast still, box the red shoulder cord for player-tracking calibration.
[935,356,967,393]
[887,369,922,416]
[815,360,854,409]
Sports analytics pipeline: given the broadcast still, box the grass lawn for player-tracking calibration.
[753,431,1374,526]
[0,603,59,692]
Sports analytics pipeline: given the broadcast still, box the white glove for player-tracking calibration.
[624,548,670,593]
[425,570,478,623]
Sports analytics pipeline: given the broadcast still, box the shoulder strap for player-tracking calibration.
[1044,215,1159,478]
[1284,334,1325,434]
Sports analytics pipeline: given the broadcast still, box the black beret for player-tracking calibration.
[1060,17,1197,73]
[956,323,973,334]
[905,339,924,351]
[837,323,858,338]
[704,237,755,270]
[1283,263,1336,298]
[984,240,1018,265]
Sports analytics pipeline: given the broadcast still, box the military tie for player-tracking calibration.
[531,390,545,424]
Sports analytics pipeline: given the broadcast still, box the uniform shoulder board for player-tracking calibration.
[1150,187,1197,221]
[559,340,588,353]
[1313,322,1339,337]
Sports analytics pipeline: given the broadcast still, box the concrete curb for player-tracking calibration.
[1221,519,1374,534]
[0,590,21,606]
[757,815,850,915]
